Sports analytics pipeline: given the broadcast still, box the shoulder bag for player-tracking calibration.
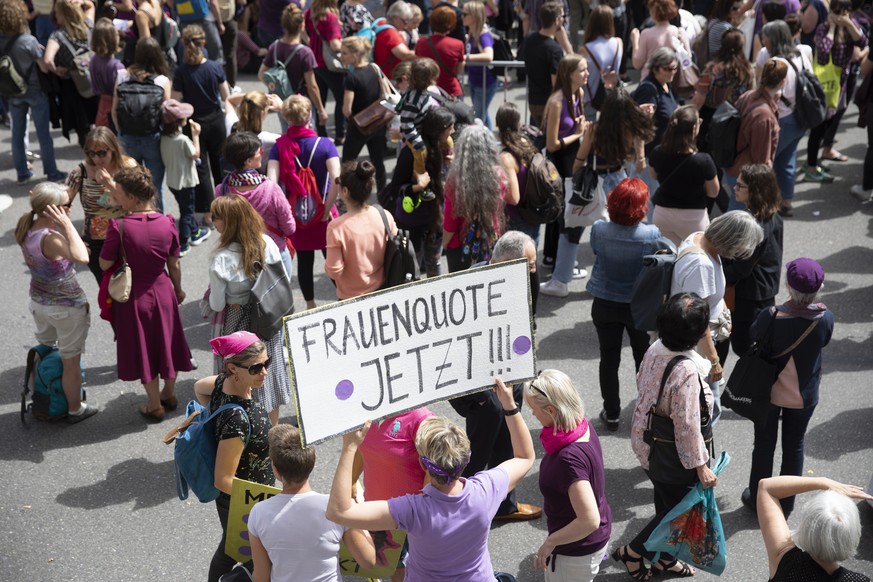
[351,64,400,138]
[249,256,295,341]
[644,355,714,485]
[722,309,820,424]
[426,36,458,79]
[108,219,132,303]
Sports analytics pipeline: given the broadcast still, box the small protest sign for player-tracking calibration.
[285,259,535,446]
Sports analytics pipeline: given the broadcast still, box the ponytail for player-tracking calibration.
[15,212,35,246]
[182,25,206,66]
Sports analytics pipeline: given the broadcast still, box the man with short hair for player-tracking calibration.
[523,2,566,125]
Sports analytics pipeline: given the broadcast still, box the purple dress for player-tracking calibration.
[101,214,193,384]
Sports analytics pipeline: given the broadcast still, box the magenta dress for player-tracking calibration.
[101,214,193,384]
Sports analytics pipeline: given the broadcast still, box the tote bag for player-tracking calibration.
[644,451,731,575]
[812,53,841,110]
[564,159,608,228]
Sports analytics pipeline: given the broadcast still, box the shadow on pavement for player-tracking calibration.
[805,407,873,461]
[56,457,177,510]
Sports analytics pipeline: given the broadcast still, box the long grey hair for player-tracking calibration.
[445,124,504,239]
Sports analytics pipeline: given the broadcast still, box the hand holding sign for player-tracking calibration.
[344,420,372,449]
[494,377,516,411]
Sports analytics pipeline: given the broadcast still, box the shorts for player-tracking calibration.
[30,300,90,359]
[544,546,608,582]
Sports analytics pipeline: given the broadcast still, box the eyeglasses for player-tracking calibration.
[245,357,271,375]
[734,182,748,189]
[85,149,109,159]
[664,65,679,72]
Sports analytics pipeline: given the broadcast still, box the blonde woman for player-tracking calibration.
[16,183,96,423]
[525,370,612,581]
[42,0,98,146]
[340,36,389,190]
[327,379,536,580]
[224,90,284,174]
[462,1,497,128]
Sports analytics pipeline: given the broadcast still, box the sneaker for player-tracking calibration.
[803,167,834,184]
[67,402,99,424]
[850,185,873,202]
[539,278,569,298]
[189,227,211,246]
[26,150,40,161]
[571,267,588,279]
[48,171,68,183]
[179,244,191,257]
[16,170,34,184]
[420,188,436,202]
[599,409,619,431]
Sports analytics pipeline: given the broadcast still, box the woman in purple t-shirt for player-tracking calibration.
[326,378,536,582]
[525,369,612,581]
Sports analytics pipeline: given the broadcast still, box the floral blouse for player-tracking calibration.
[67,163,124,241]
[209,374,273,489]
[631,341,714,472]
[815,18,867,84]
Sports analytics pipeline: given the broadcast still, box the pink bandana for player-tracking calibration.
[539,418,589,455]
[210,331,260,360]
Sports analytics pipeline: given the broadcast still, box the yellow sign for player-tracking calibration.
[226,477,406,579]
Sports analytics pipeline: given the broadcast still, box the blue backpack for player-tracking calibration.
[20,345,82,423]
[355,17,395,45]
[164,400,250,502]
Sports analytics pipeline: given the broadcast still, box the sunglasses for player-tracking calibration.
[85,149,109,159]
[244,357,271,375]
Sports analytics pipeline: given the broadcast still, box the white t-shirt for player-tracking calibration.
[224,106,281,174]
[755,45,813,119]
[247,491,348,582]
[671,233,725,321]
[115,69,170,92]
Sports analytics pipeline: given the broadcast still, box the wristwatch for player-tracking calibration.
[504,407,521,416]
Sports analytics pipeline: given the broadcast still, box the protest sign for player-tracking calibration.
[285,259,536,446]
[226,477,405,579]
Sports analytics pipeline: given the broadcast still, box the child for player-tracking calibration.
[248,424,376,581]
[340,0,374,37]
[90,18,125,129]
[160,99,209,256]
[405,4,423,49]
[399,58,446,206]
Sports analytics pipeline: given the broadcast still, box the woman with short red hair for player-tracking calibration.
[585,178,663,432]
[414,6,465,96]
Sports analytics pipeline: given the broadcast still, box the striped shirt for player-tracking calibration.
[399,87,439,152]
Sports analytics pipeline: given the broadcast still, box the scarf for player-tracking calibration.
[539,418,589,455]
[228,168,266,188]
[779,301,828,320]
[276,125,318,202]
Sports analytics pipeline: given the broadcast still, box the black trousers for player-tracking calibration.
[449,383,524,516]
[208,494,252,581]
[221,20,238,89]
[341,126,388,191]
[629,472,697,562]
[716,296,775,365]
[314,68,346,139]
[296,249,326,301]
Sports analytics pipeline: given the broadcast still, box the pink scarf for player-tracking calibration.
[276,125,318,203]
[539,418,589,455]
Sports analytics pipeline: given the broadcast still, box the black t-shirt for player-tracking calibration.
[345,64,382,116]
[171,60,227,118]
[523,32,563,106]
[633,76,679,156]
[650,149,717,209]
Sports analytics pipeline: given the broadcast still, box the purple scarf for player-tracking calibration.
[539,418,589,455]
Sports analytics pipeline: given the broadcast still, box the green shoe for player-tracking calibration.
[803,167,834,184]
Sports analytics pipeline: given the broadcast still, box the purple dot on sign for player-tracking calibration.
[335,379,354,400]
[240,530,250,541]
[239,546,252,557]
[242,514,249,524]
[513,335,532,355]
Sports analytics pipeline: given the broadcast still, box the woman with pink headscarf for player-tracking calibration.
[194,331,274,582]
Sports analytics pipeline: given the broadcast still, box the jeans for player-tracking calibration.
[408,225,443,278]
[120,132,165,212]
[773,113,806,202]
[749,404,816,515]
[629,472,697,562]
[628,161,659,218]
[280,248,293,282]
[507,215,541,246]
[342,126,388,191]
[591,297,650,418]
[169,187,198,247]
[10,93,61,180]
[469,78,498,129]
[314,68,346,139]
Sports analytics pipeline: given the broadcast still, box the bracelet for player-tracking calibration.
[504,407,521,416]
[559,137,566,148]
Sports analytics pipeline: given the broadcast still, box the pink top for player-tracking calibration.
[215,180,296,251]
[359,408,435,501]
[304,10,342,69]
[325,206,397,299]
[633,23,690,78]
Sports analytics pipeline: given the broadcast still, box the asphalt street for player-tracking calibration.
[1,73,871,581]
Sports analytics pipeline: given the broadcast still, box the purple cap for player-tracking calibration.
[161,99,194,124]
[786,258,824,293]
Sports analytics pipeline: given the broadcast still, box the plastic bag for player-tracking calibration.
[644,451,731,575]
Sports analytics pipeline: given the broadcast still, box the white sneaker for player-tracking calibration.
[850,185,872,202]
[571,267,588,279]
[540,278,569,298]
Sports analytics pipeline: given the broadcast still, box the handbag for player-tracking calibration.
[351,64,400,138]
[644,355,714,485]
[108,219,132,303]
[723,309,820,424]
[321,37,345,73]
[644,451,731,575]
[564,157,608,228]
[671,34,699,100]
[812,52,841,110]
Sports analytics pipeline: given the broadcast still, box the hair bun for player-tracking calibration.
[357,160,376,180]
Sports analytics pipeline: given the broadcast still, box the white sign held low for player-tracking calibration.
[284,259,536,446]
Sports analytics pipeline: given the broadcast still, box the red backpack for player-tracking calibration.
[292,137,326,230]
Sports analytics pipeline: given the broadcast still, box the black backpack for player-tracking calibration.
[375,205,417,289]
[116,75,164,136]
[488,32,514,77]
[782,57,826,130]
[430,87,476,132]
[519,152,563,224]
[707,96,766,168]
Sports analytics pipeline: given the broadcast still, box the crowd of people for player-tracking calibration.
[4,0,872,578]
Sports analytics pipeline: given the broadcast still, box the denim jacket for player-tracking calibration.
[586,220,662,303]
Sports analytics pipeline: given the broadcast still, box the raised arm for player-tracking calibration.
[493,377,535,492]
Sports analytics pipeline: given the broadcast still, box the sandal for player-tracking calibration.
[139,403,166,422]
[653,558,696,577]
[612,546,652,580]
[160,396,179,411]
[821,150,849,162]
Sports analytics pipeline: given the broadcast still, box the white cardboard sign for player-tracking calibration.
[284,259,536,446]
